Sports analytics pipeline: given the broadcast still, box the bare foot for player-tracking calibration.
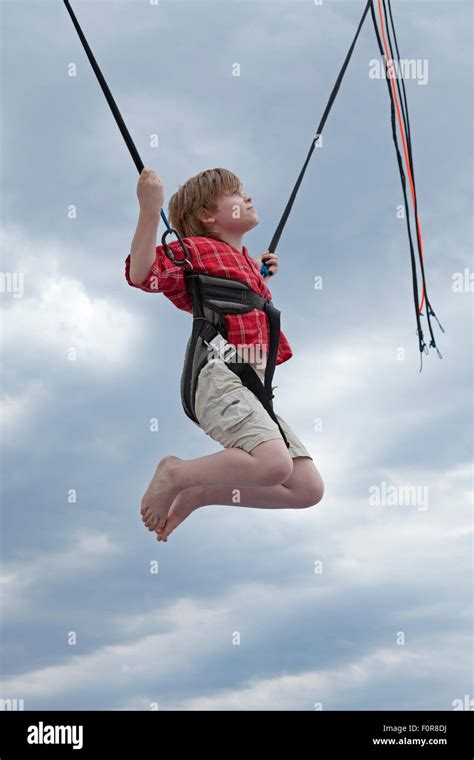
[140,455,183,534]
[156,486,203,542]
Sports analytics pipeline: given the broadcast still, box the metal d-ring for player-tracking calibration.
[161,228,193,270]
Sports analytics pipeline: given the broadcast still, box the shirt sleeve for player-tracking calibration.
[125,244,192,310]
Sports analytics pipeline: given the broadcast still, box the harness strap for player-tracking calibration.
[197,275,281,400]
[262,300,281,400]
[226,362,291,451]
[195,309,290,449]
[198,319,291,450]
[194,274,290,448]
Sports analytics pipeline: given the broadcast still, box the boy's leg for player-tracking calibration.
[156,456,323,541]
[140,438,294,533]
[145,456,324,540]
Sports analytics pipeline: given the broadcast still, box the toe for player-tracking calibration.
[155,516,167,532]
[142,513,158,530]
[156,522,169,541]
[156,526,168,542]
[159,515,178,541]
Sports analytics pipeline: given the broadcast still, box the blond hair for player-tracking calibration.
[168,168,242,239]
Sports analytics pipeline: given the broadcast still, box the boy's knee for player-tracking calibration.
[299,478,325,508]
[260,452,294,486]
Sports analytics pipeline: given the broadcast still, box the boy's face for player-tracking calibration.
[202,183,259,236]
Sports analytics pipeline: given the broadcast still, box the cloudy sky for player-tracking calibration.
[1,0,472,711]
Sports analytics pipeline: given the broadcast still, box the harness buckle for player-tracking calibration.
[161,228,193,270]
[204,333,238,363]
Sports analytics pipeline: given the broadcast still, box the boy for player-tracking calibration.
[127,167,324,541]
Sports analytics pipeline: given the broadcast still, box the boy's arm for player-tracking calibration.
[129,168,164,286]
[129,210,160,285]
[125,168,192,310]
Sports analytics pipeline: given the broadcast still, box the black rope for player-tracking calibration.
[370,1,443,368]
[383,0,444,357]
[267,0,373,254]
[382,1,412,153]
[63,0,172,232]
[64,0,444,364]
[370,2,424,358]
[381,0,435,345]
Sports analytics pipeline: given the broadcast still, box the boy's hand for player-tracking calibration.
[137,168,164,221]
[254,251,278,277]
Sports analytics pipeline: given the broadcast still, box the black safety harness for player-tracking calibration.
[162,232,291,448]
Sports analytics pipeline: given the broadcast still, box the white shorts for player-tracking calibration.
[194,358,313,459]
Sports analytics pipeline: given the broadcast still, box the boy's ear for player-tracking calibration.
[199,206,215,221]
[199,211,216,226]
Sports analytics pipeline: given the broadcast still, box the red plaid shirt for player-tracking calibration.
[125,235,292,366]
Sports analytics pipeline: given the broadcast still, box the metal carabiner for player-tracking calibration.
[161,228,193,270]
